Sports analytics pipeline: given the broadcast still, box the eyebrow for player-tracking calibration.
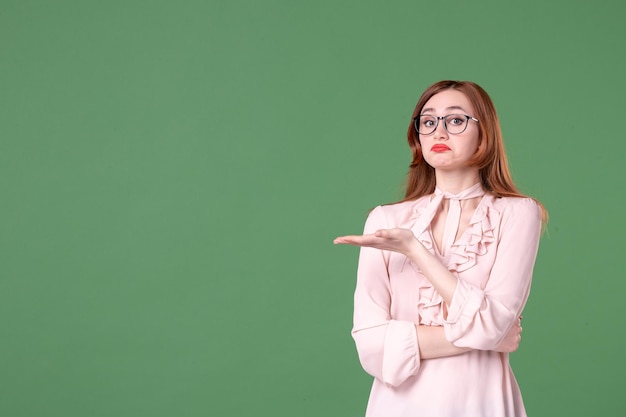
[421,105,468,114]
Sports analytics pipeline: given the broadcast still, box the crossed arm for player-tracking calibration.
[335,200,541,387]
[334,228,522,360]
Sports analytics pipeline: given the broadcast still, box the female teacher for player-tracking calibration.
[335,80,547,417]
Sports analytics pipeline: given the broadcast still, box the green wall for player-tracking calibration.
[1,0,624,415]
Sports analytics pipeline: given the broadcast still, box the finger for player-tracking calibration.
[374,229,394,238]
[333,235,362,245]
[334,234,380,246]
[374,228,403,239]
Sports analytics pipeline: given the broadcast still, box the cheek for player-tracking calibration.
[417,135,432,147]
[464,133,480,153]
[473,137,482,153]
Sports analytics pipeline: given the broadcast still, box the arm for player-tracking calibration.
[417,317,523,358]
[337,199,540,353]
[442,198,542,349]
[405,240,458,306]
[343,207,475,387]
[416,326,471,358]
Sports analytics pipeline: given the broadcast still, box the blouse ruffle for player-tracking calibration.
[406,196,498,326]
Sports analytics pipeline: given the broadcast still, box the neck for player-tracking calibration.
[434,168,481,194]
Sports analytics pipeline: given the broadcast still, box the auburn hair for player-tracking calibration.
[400,80,547,222]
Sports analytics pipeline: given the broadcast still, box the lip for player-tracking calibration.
[431,144,451,152]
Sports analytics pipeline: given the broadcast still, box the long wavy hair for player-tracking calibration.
[400,80,547,222]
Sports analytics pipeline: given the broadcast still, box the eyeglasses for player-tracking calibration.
[413,114,479,135]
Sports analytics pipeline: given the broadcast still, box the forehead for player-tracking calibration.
[422,89,475,114]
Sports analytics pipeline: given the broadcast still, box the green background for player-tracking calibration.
[1,0,624,416]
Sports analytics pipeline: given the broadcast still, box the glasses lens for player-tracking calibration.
[445,114,468,134]
[417,116,437,134]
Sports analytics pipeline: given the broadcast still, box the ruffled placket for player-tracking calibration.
[408,183,489,325]
[435,183,485,257]
[410,183,485,254]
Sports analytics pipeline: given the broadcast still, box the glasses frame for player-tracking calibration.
[413,114,479,135]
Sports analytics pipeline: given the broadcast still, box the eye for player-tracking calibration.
[420,117,436,127]
[448,115,466,126]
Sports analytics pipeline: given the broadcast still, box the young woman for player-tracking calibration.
[334,80,546,417]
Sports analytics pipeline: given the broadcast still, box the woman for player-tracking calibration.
[334,80,546,417]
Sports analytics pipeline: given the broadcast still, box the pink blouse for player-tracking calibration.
[352,186,542,417]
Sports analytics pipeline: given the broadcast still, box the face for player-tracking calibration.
[418,89,480,172]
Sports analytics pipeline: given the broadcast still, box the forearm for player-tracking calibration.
[416,325,471,359]
[407,242,458,307]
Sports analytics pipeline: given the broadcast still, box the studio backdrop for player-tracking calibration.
[1,1,624,416]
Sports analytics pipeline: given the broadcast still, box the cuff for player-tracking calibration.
[443,280,484,344]
[381,320,421,387]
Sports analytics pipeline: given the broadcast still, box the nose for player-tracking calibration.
[434,118,448,139]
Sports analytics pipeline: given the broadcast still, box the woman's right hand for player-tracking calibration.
[494,317,523,352]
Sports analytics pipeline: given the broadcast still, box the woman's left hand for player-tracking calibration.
[334,228,418,256]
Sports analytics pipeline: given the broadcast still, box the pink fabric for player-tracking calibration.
[352,188,542,417]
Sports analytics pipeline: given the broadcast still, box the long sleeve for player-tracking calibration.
[443,198,543,349]
[351,206,421,387]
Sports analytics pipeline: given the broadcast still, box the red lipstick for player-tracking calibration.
[431,144,451,152]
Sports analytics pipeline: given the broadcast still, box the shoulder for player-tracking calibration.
[487,195,543,224]
[365,196,430,230]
